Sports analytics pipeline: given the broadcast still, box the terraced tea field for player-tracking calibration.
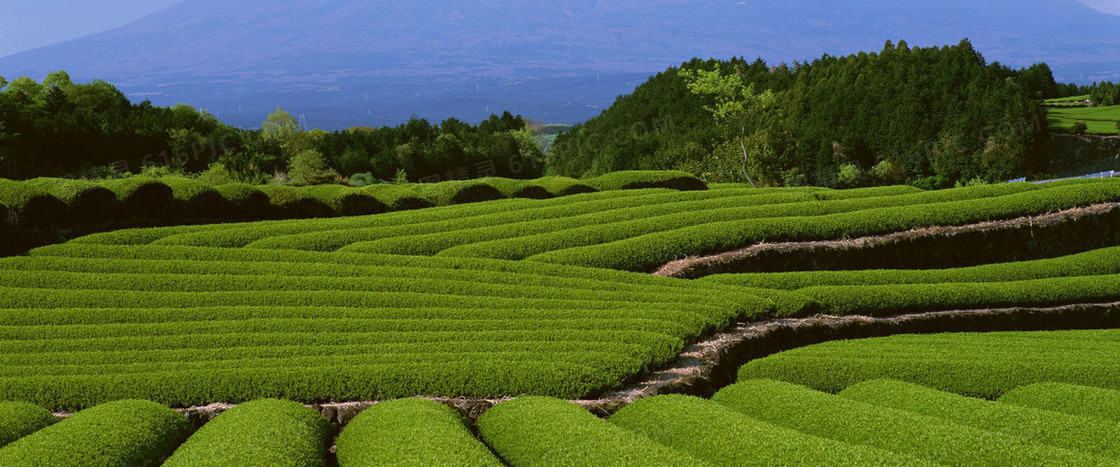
[2,174,1120,464]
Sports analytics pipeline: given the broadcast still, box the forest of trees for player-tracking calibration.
[548,40,1070,187]
[1090,81,1120,106]
[0,72,542,183]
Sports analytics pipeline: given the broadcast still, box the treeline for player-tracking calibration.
[1090,81,1120,106]
[0,72,542,182]
[549,40,1061,187]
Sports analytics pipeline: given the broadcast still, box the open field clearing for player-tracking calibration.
[1048,105,1120,134]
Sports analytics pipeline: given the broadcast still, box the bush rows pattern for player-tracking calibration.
[712,379,1106,465]
[609,394,924,466]
[737,330,1120,398]
[0,171,704,227]
[840,379,1120,458]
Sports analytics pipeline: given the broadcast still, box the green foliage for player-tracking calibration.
[477,396,704,466]
[213,183,271,219]
[550,41,1047,186]
[702,244,1120,290]
[303,185,387,216]
[713,379,1105,465]
[737,330,1120,398]
[0,240,776,409]
[1001,383,1120,423]
[348,172,380,187]
[610,394,921,465]
[1072,120,1089,135]
[0,402,57,448]
[196,162,236,186]
[530,180,1117,272]
[102,177,176,218]
[1089,81,1120,106]
[161,176,228,218]
[0,400,192,466]
[0,178,69,226]
[163,399,330,467]
[336,398,501,466]
[287,149,339,186]
[840,379,1120,458]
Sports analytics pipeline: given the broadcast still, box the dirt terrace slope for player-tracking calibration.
[656,202,1120,279]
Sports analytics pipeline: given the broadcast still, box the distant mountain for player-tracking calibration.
[2,0,1118,129]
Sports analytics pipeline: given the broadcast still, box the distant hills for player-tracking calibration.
[2,0,1118,129]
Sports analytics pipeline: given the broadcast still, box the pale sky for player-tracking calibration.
[0,0,1118,59]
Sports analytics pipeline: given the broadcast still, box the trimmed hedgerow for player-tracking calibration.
[609,394,924,466]
[712,379,1105,466]
[840,379,1120,458]
[415,179,506,206]
[586,170,707,191]
[258,185,334,219]
[336,398,501,466]
[0,399,192,466]
[477,396,704,466]
[435,188,940,261]
[102,177,176,219]
[532,176,597,196]
[162,176,229,218]
[0,402,57,448]
[304,184,388,216]
[530,181,1109,271]
[479,177,552,199]
[214,183,271,219]
[251,188,753,253]
[736,330,1120,398]
[0,178,67,227]
[799,274,1120,316]
[1000,383,1120,424]
[342,190,821,256]
[702,245,1120,290]
[163,398,330,467]
[25,177,119,223]
[363,184,436,211]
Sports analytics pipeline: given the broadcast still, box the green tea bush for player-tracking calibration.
[214,183,271,219]
[103,177,176,218]
[0,400,192,466]
[258,185,333,219]
[587,170,707,191]
[532,176,597,196]
[702,245,1120,289]
[0,402,57,448]
[841,379,1120,458]
[336,398,501,466]
[477,396,704,466]
[162,176,229,218]
[713,379,1104,465]
[1001,383,1120,423]
[0,178,67,226]
[610,394,921,466]
[304,184,388,216]
[737,330,1120,398]
[363,184,435,211]
[25,178,119,223]
[163,399,330,467]
[531,181,1114,271]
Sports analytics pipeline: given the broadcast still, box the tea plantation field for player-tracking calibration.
[2,173,1120,464]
